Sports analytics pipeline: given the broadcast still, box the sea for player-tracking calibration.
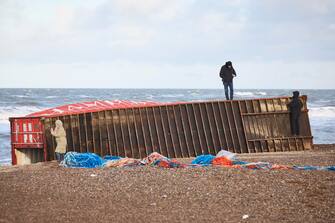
[1,88,334,165]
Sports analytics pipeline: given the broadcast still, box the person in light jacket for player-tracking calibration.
[51,120,67,162]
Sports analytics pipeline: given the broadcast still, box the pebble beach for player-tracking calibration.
[0,144,334,223]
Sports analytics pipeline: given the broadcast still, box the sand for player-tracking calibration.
[0,144,334,223]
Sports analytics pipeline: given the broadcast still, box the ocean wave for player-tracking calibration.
[308,100,335,108]
[309,107,335,118]
[45,95,59,99]
[0,131,10,137]
[14,101,42,106]
[145,95,154,99]
[0,158,11,165]
[235,91,267,97]
[0,106,44,124]
[12,95,29,98]
[79,95,92,98]
[235,92,254,96]
[190,92,200,96]
[161,94,185,98]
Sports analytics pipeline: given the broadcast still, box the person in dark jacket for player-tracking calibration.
[287,91,303,135]
[219,61,237,100]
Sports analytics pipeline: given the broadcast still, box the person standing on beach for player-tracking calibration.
[51,120,67,162]
[287,91,303,136]
[219,61,237,100]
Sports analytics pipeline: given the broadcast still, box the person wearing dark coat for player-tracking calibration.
[219,61,237,100]
[287,91,303,135]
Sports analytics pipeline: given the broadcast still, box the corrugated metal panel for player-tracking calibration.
[38,96,313,160]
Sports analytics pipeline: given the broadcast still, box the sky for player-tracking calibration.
[0,0,335,89]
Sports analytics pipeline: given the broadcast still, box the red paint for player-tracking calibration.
[27,100,174,118]
[9,118,44,165]
[10,98,268,164]
[10,100,184,164]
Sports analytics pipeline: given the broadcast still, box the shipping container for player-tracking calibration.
[9,97,313,165]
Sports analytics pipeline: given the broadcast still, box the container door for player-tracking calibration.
[10,118,45,165]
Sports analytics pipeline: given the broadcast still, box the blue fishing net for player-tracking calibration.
[61,152,105,168]
[191,154,215,165]
[60,151,335,171]
[293,166,335,171]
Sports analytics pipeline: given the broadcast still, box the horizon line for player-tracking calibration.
[0,87,334,90]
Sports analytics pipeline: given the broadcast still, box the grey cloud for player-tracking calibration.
[0,0,334,88]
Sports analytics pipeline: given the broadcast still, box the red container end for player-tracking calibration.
[10,117,45,165]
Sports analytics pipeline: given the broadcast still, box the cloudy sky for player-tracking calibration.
[0,0,334,89]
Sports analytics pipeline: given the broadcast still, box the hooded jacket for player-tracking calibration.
[51,120,67,154]
[219,61,236,82]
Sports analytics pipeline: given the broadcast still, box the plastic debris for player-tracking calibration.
[212,156,233,166]
[104,158,142,168]
[154,159,187,168]
[61,150,335,171]
[193,150,335,171]
[293,165,335,171]
[61,152,104,168]
[141,152,187,168]
[103,155,122,161]
[191,154,215,165]
[242,215,249,219]
[141,152,168,165]
[216,149,236,160]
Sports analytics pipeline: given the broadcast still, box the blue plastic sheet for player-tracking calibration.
[293,166,335,171]
[61,152,105,168]
[61,151,335,171]
[191,154,215,165]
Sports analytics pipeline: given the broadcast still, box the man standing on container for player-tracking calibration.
[287,91,303,136]
[219,61,237,100]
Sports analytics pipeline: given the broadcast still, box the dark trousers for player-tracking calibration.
[290,114,300,135]
[55,152,65,162]
[223,81,234,100]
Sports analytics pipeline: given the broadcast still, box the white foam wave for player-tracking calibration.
[235,91,267,97]
[235,92,253,96]
[0,106,44,124]
[309,107,335,118]
[161,94,185,98]
[145,95,154,99]
[45,95,59,99]
[0,158,11,165]
[188,90,200,96]
[79,95,92,98]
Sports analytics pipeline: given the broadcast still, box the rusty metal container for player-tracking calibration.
[9,96,313,165]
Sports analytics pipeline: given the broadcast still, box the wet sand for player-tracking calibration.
[0,144,334,223]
